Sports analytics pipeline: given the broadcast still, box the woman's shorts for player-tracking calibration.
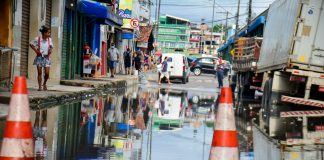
[124,62,131,68]
[33,56,51,67]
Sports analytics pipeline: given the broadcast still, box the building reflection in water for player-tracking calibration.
[26,87,156,160]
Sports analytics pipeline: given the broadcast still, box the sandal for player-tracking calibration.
[43,85,47,91]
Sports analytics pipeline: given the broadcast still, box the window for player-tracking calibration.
[170,42,176,48]
[201,58,213,64]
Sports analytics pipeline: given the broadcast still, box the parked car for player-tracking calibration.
[190,57,219,76]
[158,53,190,84]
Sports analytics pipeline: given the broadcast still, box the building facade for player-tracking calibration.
[0,0,150,85]
[157,15,190,53]
[189,23,221,55]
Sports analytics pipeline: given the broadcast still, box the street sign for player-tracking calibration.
[130,18,140,28]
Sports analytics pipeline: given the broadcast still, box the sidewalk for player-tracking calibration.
[0,75,138,110]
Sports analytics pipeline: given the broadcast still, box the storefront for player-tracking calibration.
[61,0,85,80]
[61,0,123,79]
[78,0,123,77]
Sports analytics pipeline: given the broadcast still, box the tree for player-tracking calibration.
[213,24,232,33]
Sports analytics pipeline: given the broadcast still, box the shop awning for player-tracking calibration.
[78,0,123,26]
[97,18,122,28]
[137,26,153,42]
[122,32,139,39]
[78,0,107,18]
[248,16,266,33]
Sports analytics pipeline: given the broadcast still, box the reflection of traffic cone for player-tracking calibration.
[0,76,34,159]
[209,87,238,160]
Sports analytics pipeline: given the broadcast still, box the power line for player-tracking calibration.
[159,3,268,8]
[203,12,248,24]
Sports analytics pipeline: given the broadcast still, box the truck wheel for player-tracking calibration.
[193,68,201,76]
[261,78,272,128]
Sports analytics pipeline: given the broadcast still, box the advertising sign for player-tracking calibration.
[118,0,133,28]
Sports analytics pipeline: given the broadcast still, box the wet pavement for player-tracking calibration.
[0,74,254,160]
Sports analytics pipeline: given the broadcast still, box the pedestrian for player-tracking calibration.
[213,59,218,78]
[133,51,142,74]
[123,48,132,75]
[216,57,225,88]
[30,25,53,91]
[144,53,149,72]
[107,43,119,78]
[158,56,171,85]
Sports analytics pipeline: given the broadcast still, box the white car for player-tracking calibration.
[159,53,190,84]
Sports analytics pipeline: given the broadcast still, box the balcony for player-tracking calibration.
[159,24,190,29]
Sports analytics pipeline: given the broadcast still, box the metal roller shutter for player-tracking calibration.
[46,0,52,27]
[20,0,30,76]
[61,9,71,79]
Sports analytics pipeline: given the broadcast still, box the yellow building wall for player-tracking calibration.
[0,0,12,47]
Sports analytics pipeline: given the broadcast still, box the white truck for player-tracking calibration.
[257,0,324,137]
[253,0,324,159]
[232,0,324,159]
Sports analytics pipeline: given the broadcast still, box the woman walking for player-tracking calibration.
[30,26,53,91]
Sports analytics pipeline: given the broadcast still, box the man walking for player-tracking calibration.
[158,56,171,85]
[216,58,225,88]
[107,43,119,78]
[123,48,132,75]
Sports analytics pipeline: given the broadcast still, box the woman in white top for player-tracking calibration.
[30,26,53,91]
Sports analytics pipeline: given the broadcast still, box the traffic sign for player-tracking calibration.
[130,18,140,28]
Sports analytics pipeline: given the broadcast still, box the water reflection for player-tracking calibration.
[0,86,256,159]
[33,110,48,159]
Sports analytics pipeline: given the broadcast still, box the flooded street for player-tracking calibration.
[0,74,254,160]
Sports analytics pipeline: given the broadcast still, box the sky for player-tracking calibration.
[151,0,275,27]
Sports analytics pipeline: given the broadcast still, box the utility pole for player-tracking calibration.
[155,0,161,50]
[199,18,205,54]
[154,0,161,52]
[224,11,228,43]
[247,0,252,25]
[235,0,241,36]
[209,0,216,55]
[148,0,152,23]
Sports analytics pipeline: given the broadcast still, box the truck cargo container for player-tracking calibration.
[230,0,324,158]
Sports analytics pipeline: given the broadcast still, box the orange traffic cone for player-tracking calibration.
[209,87,238,160]
[0,76,34,159]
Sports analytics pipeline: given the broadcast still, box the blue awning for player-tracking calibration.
[78,0,108,18]
[248,16,265,33]
[97,19,122,28]
[122,32,139,39]
[218,38,235,52]
[78,0,123,26]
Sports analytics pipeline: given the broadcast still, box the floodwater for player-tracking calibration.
[0,86,253,160]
